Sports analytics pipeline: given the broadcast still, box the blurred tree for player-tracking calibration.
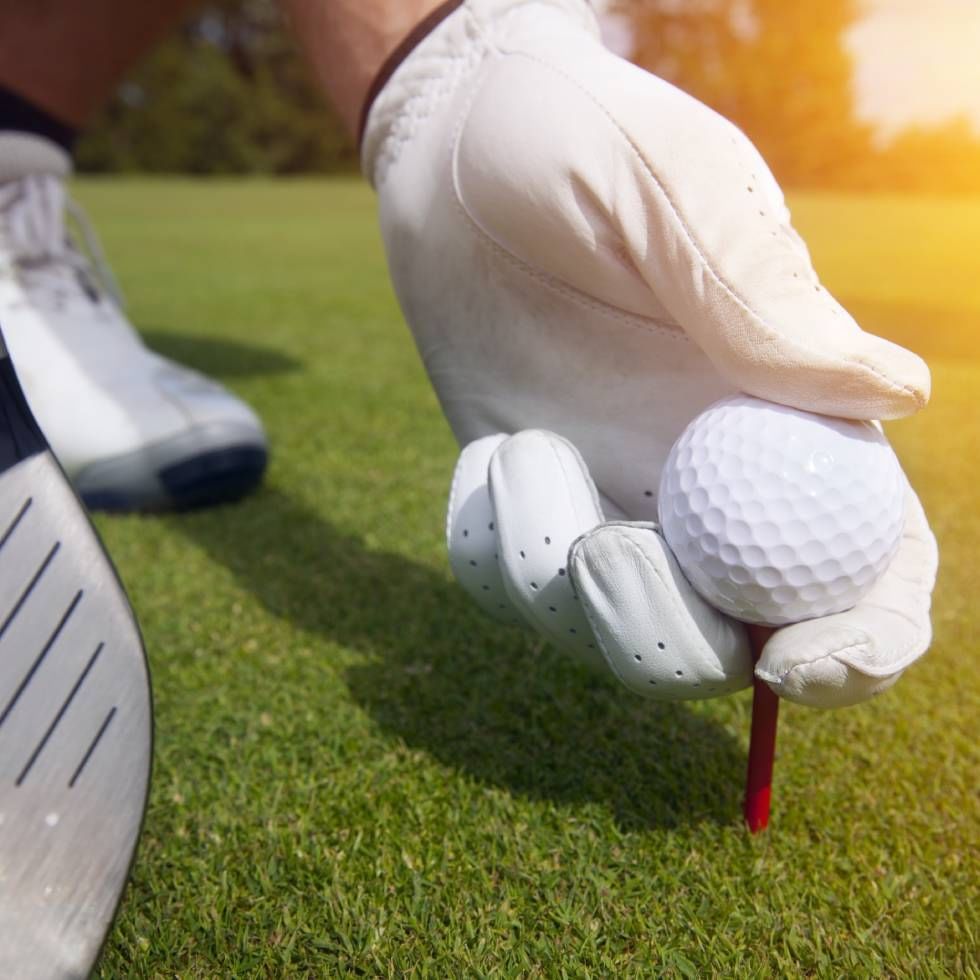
[612,0,980,192]
[871,117,980,195]
[76,0,355,174]
[613,0,876,187]
[76,0,980,189]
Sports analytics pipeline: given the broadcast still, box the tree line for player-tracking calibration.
[77,0,980,193]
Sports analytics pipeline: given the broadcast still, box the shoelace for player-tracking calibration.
[0,174,125,309]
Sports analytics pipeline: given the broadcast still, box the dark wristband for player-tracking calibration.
[357,0,466,151]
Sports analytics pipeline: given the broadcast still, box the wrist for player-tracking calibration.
[360,0,599,181]
[358,0,465,148]
[283,0,453,137]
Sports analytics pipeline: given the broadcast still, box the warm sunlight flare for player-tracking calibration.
[848,0,980,138]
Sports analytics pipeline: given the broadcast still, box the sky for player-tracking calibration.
[597,0,980,140]
[846,0,980,138]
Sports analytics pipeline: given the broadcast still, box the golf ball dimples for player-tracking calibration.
[658,395,906,626]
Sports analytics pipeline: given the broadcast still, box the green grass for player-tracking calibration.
[70,178,979,977]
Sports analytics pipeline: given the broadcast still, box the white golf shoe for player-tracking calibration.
[0,132,267,510]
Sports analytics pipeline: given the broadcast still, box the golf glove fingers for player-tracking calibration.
[447,429,753,698]
[366,0,936,706]
[568,523,752,698]
[364,0,929,428]
[754,487,938,708]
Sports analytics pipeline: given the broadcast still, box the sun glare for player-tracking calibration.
[847,0,980,138]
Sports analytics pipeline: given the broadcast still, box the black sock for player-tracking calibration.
[0,85,76,155]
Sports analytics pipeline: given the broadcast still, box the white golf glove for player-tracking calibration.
[361,0,938,708]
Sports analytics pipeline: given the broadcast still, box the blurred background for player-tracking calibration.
[76,0,980,193]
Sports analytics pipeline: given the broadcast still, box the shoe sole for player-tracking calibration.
[73,424,267,512]
[0,337,152,978]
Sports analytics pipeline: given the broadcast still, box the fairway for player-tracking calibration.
[73,179,978,977]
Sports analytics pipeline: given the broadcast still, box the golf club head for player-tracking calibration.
[0,332,152,978]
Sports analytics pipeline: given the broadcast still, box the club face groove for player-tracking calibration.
[0,495,32,550]
[15,640,106,788]
[0,584,81,730]
[0,452,152,979]
[0,540,61,647]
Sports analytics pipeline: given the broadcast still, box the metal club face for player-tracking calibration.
[0,343,152,979]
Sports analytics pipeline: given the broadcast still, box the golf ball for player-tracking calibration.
[658,395,906,626]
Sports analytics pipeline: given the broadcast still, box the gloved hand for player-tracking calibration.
[361,0,938,708]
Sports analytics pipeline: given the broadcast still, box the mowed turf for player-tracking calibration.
[71,179,978,977]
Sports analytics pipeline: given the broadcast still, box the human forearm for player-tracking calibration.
[282,0,456,138]
[0,0,199,126]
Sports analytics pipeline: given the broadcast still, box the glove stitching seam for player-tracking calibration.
[572,546,628,685]
[374,6,488,178]
[761,627,927,684]
[491,434,601,662]
[542,431,604,528]
[857,600,929,626]
[449,192,687,342]
[573,525,747,693]
[504,50,921,403]
[448,57,688,342]
[373,34,486,184]
[611,527,741,686]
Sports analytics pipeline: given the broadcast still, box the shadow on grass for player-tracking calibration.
[140,328,301,378]
[170,487,745,831]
